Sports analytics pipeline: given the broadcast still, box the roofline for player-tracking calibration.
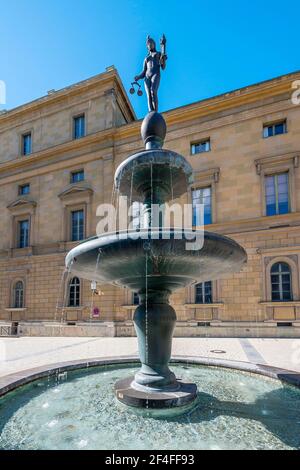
[164,69,300,116]
[0,68,299,129]
[0,67,136,122]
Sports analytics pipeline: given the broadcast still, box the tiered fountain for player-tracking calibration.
[65,35,247,411]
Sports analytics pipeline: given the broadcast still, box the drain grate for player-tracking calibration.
[210,350,226,354]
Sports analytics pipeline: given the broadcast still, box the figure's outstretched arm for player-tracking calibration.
[160,34,167,70]
[135,59,147,82]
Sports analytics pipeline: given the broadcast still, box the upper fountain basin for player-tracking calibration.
[114,149,194,202]
[65,229,247,293]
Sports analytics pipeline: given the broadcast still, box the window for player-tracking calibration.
[271,262,292,302]
[263,121,287,138]
[195,282,212,304]
[68,277,80,307]
[191,139,210,155]
[71,170,85,184]
[18,184,30,196]
[132,292,139,305]
[22,133,32,156]
[18,220,29,248]
[192,187,212,225]
[71,210,84,241]
[265,173,289,216]
[73,115,85,139]
[14,281,24,308]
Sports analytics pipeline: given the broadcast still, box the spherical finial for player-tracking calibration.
[141,112,167,150]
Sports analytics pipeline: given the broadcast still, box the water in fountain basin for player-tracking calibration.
[0,363,300,450]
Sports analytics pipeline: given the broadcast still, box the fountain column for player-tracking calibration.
[133,290,178,390]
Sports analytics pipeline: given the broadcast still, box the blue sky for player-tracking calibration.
[0,0,298,118]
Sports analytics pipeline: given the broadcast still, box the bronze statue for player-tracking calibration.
[134,35,167,112]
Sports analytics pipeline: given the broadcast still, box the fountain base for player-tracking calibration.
[115,376,197,409]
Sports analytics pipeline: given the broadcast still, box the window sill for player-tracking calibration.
[260,301,300,307]
[62,307,83,310]
[185,303,224,308]
[5,308,27,312]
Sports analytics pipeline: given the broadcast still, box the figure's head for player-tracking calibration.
[146,35,156,52]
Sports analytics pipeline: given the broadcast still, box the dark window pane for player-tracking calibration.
[192,187,212,226]
[71,170,84,183]
[275,123,284,135]
[22,134,32,155]
[19,184,30,195]
[69,278,80,307]
[19,220,29,248]
[71,210,84,241]
[272,292,280,301]
[74,115,85,139]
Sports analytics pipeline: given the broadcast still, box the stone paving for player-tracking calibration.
[0,337,300,378]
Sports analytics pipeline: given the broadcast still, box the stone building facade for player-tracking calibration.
[0,67,300,337]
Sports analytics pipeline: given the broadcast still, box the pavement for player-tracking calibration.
[0,337,300,378]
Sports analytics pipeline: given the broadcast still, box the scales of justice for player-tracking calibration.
[66,35,247,411]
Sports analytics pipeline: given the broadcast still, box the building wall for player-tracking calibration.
[0,70,300,336]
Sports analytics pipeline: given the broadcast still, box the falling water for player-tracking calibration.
[60,262,73,324]
[89,251,102,321]
[55,268,68,322]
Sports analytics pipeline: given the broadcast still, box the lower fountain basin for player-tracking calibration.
[0,362,300,450]
[65,229,247,292]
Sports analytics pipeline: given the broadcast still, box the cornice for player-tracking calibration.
[116,72,300,140]
[0,71,299,177]
[7,198,37,212]
[58,183,94,200]
[255,152,299,175]
[0,69,136,125]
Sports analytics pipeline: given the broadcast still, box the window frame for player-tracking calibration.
[71,208,85,242]
[265,172,290,216]
[195,281,213,304]
[192,186,212,226]
[70,169,85,184]
[18,183,31,196]
[191,138,211,155]
[271,262,293,302]
[263,120,287,139]
[21,131,32,156]
[73,114,86,140]
[132,292,139,305]
[18,219,30,249]
[68,277,81,307]
[13,280,25,309]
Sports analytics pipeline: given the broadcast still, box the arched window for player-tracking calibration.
[68,277,80,307]
[195,281,212,304]
[271,262,292,302]
[14,281,24,308]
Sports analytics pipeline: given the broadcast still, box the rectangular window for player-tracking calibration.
[263,121,287,138]
[71,210,84,241]
[195,282,212,304]
[132,292,139,305]
[192,187,212,225]
[73,115,85,139]
[71,170,85,184]
[265,173,289,216]
[22,133,32,156]
[191,139,211,155]
[18,184,30,196]
[18,220,29,248]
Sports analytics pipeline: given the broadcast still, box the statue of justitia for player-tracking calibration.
[134,35,167,112]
